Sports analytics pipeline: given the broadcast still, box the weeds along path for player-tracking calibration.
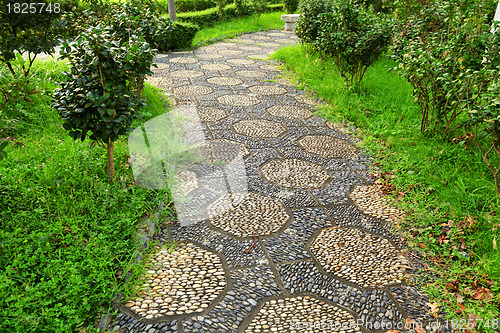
[110,30,441,333]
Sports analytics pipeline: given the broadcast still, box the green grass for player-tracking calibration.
[0,58,170,332]
[273,45,500,324]
[192,11,285,45]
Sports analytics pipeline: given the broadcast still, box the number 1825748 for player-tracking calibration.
[6,2,61,14]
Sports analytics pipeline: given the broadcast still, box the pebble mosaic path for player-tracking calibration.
[110,30,445,333]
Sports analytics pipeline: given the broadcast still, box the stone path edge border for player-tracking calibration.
[116,240,235,326]
[98,214,160,331]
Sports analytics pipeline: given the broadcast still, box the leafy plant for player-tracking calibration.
[253,0,268,23]
[393,0,500,135]
[52,25,155,182]
[468,71,500,196]
[298,0,393,88]
[175,0,216,12]
[215,0,228,13]
[234,0,249,16]
[296,0,336,46]
[0,0,63,75]
[283,0,299,13]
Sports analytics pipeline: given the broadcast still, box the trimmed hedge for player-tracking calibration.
[176,0,216,12]
[158,21,200,50]
[178,2,284,28]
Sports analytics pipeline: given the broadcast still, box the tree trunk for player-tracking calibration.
[107,141,115,183]
[168,0,177,22]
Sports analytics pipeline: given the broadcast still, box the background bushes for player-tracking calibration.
[296,0,392,87]
[178,2,283,28]
[176,0,216,12]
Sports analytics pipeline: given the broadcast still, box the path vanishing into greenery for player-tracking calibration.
[107,30,445,333]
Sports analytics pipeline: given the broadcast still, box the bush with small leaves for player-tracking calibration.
[295,0,334,46]
[393,0,499,135]
[311,0,393,88]
[253,0,268,23]
[52,25,155,182]
[283,0,299,13]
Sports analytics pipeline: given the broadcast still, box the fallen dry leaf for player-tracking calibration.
[426,302,440,318]
[455,303,467,314]
[471,287,493,301]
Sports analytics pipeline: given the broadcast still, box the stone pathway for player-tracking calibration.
[109,30,445,333]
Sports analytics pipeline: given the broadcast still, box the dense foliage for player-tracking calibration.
[392,0,500,193]
[52,25,154,181]
[60,0,199,50]
[178,2,282,28]
[297,0,392,87]
[176,0,215,12]
[0,56,168,332]
[283,0,299,13]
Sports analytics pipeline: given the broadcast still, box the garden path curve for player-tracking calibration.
[109,30,443,333]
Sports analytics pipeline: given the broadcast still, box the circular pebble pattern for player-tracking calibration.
[218,49,244,55]
[227,58,255,65]
[244,296,361,333]
[169,57,198,64]
[268,32,287,37]
[297,135,358,158]
[258,42,279,47]
[201,64,232,71]
[217,95,261,107]
[349,186,405,223]
[174,169,199,197]
[310,227,409,287]
[196,106,228,122]
[207,77,243,86]
[208,192,291,238]
[197,139,250,164]
[145,76,173,88]
[266,105,313,119]
[233,120,287,138]
[172,85,213,96]
[260,158,330,189]
[124,243,226,319]
[235,70,267,78]
[197,53,224,59]
[248,85,287,95]
[240,46,263,52]
[170,70,204,78]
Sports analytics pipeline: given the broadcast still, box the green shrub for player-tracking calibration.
[234,0,249,16]
[283,0,299,13]
[215,0,228,12]
[178,5,221,27]
[52,25,155,181]
[178,2,282,28]
[157,21,199,50]
[297,0,392,87]
[295,0,334,46]
[393,0,499,135]
[253,0,268,23]
[176,0,216,12]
